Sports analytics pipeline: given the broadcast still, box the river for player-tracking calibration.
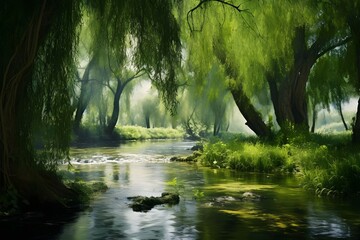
[3,140,360,239]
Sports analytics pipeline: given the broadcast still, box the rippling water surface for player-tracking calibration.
[3,140,360,239]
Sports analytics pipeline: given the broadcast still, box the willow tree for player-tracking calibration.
[0,0,82,208]
[335,0,360,143]
[224,1,350,133]
[308,53,354,132]
[265,20,349,131]
[181,1,272,138]
[0,0,181,209]
[191,1,352,134]
[179,63,233,137]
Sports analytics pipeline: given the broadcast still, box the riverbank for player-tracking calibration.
[2,139,360,239]
[72,125,185,146]
[191,132,360,198]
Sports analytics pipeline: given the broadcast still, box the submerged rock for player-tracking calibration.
[206,196,238,207]
[240,192,261,200]
[127,192,180,212]
[170,151,201,162]
[214,196,237,202]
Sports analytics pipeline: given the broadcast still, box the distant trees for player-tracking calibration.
[71,1,181,137]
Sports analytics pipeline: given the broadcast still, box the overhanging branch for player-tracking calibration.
[317,36,352,59]
[187,0,248,32]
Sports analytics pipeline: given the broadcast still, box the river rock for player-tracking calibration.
[127,192,180,212]
[190,144,203,151]
[240,192,261,200]
[206,196,237,207]
[170,151,201,162]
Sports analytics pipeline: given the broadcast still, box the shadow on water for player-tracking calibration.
[0,207,83,240]
[2,140,360,239]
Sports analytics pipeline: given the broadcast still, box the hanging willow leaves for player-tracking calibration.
[0,0,182,207]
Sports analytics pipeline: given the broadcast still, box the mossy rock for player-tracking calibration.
[170,151,201,162]
[127,192,180,212]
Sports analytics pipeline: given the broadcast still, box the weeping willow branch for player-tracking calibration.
[0,0,47,187]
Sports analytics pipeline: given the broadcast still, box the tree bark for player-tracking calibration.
[0,1,57,188]
[0,1,81,206]
[268,26,330,132]
[310,104,317,133]
[231,85,272,138]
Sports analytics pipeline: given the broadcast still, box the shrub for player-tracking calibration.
[199,141,230,168]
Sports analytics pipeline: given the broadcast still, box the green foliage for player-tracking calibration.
[199,141,230,168]
[192,189,205,200]
[302,157,360,197]
[199,138,293,173]
[197,131,360,197]
[65,180,108,203]
[20,0,82,171]
[165,177,185,195]
[274,121,310,146]
[116,126,184,140]
[299,144,360,197]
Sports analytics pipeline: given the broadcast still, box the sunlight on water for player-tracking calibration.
[10,140,359,240]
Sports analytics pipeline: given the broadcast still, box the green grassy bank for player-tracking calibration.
[115,126,185,140]
[73,125,185,143]
[196,132,360,197]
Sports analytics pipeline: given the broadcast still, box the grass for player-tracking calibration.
[198,139,295,173]
[72,125,185,143]
[196,131,360,197]
[116,126,185,140]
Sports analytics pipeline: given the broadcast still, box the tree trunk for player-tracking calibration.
[213,117,220,136]
[310,104,317,133]
[0,1,56,189]
[106,78,125,135]
[351,48,360,142]
[268,26,321,132]
[353,98,360,142]
[213,39,271,138]
[145,115,151,128]
[0,1,81,207]
[231,85,271,138]
[73,57,96,133]
[337,102,348,131]
[349,16,360,143]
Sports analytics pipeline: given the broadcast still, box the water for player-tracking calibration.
[3,140,360,239]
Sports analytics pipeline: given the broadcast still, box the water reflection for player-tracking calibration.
[19,140,360,239]
[307,202,352,238]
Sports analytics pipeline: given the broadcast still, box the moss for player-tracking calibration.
[127,192,180,212]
